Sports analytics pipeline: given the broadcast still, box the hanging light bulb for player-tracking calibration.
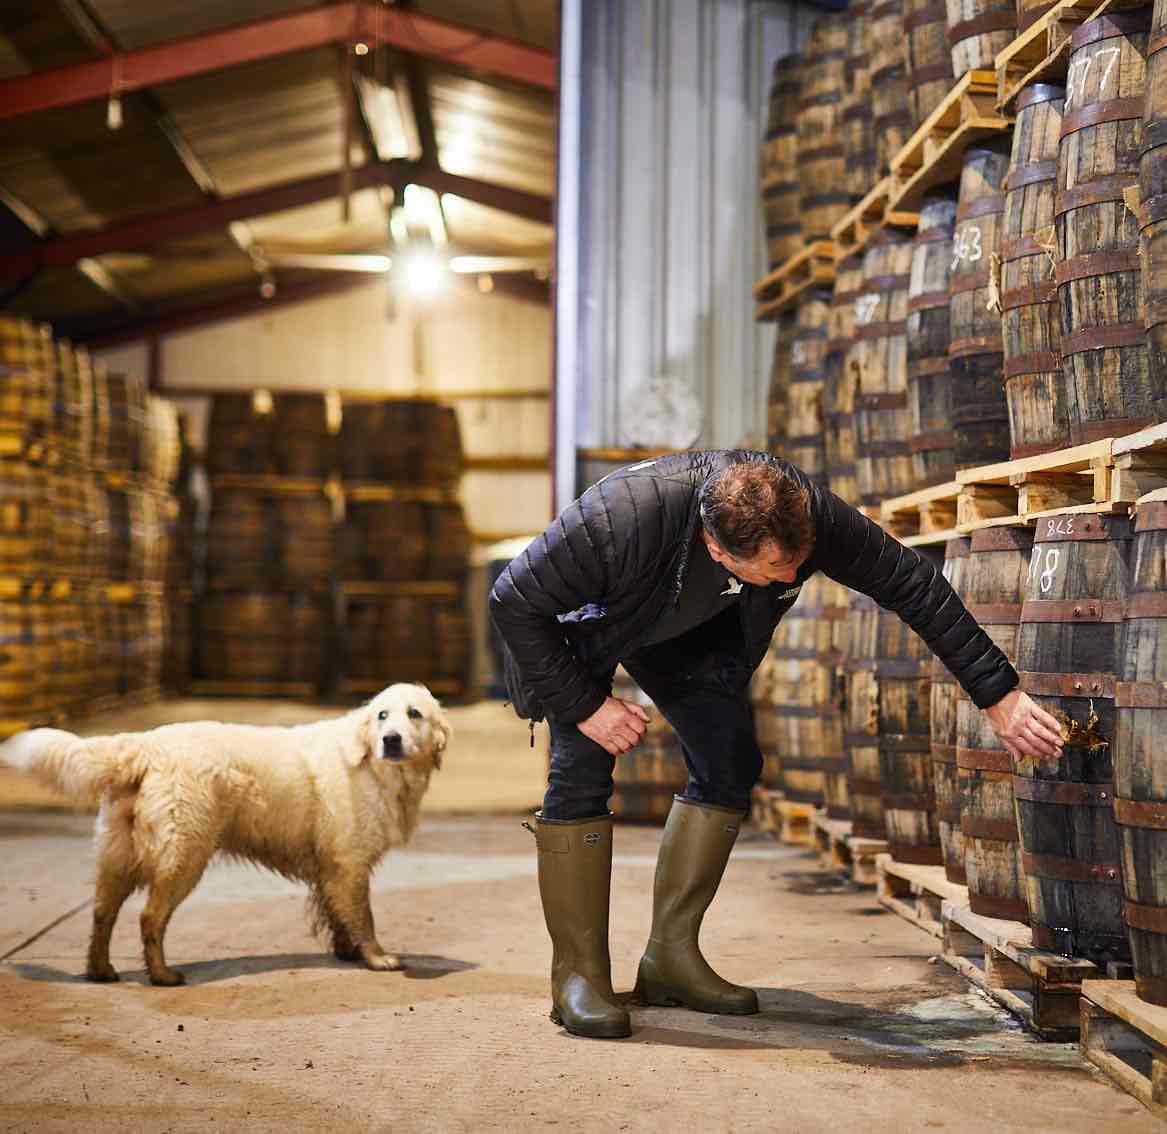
[106,93,122,131]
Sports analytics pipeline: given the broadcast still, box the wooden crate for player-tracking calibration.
[876,855,967,939]
[829,177,919,263]
[775,798,816,847]
[1081,981,1167,1120]
[888,71,1014,214]
[942,900,1100,1040]
[880,481,962,546]
[753,241,836,322]
[994,0,1133,109]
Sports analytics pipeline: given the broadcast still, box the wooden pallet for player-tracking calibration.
[1081,981,1167,1120]
[888,70,1014,214]
[880,481,962,546]
[753,241,836,322]
[812,811,888,885]
[941,900,1101,1039]
[876,855,966,939]
[994,0,1132,109]
[829,178,920,263]
[955,434,1167,531]
[775,799,817,846]
[187,680,319,699]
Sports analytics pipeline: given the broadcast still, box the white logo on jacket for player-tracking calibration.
[721,576,744,596]
[777,586,801,600]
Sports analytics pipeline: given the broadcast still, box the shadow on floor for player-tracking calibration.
[9,951,478,986]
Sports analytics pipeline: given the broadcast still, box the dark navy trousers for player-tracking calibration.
[542,607,763,820]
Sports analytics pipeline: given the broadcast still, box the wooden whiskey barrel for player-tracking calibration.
[207,393,272,476]
[879,545,944,864]
[53,341,93,467]
[764,575,849,808]
[427,502,471,581]
[339,591,467,689]
[340,401,419,484]
[1018,0,1057,32]
[101,372,146,475]
[1002,84,1070,457]
[273,487,335,587]
[767,314,795,454]
[416,403,464,488]
[1057,10,1156,444]
[932,537,971,883]
[824,255,864,504]
[0,464,47,576]
[0,318,52,463]
[869,0,914,170]
[1139,3,1167,420]
[1114,498,1167,1003]
[785,291,831,485]
[950,141,1011,470]
[1015,511,1133,961]
[822,579,853,820]
[206,486,269,586]
[798,16,852,242]
[197,591,332,689]
[908,193,959,490]
[762,55,804,269]
[0,595,48,729]
[905,0,954,127]
[946,0,1016,77]
[958,525,1034,922]
[841,3,879,198]
[270,393,333,479]
[342,498,428,582]
[846,591,885,838]
[851,229,915,507]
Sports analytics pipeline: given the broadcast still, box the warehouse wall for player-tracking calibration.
[556,0,813,505]
[94,280,553,541]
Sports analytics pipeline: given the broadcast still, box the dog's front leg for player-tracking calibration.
[318,869,402,971]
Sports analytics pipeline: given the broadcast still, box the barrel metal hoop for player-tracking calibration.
[887,843,944,865]
[1070,10,1152,48]
[1000,233,1054,260]
[1054,247,1139,284]
[937,803,962,823]
[1000,281,1057,311]
[968,893,1030,920]
[803,191,854,208]
[1054,174,1137,216]
[1017,669,1116,696]
[971,525,1034,552]
[1014,80,1065,108]
[910,429,956,453]
[931,743,957,764]
[1003,350,1061,377]
[956,746,1013,773]
[864,273,911,291]
[1125,593,1167,621]
[847,777,884,796]
[1021,850,1122,884]
[908,290,952,313]
[1071,415,1156,445]
[1013,776,1114,805]
[1032,513,1129,542]
[903,1,948,31]
[880,737,933,754]
[956,197,1006,222]
[914,225,956,245]
[965,601,1022,624]
[952,402,1011,426]
[1058,323,1146,357]
[948,335,1004,357]
[1144,298,1167,330]
[874,658,930,678]
[882,792,933,811]
[961,814,1019,841]
[1058,96,1144,138]
[950,269,991,295]
[1005,159,1058,192]
[854,321,907,341]
[1124,899,1167,933]
[856,391,908,411]
[868,0,901,19]
[1114,796,1167,828]
[907,62,955,86]
[946,7,1016,45]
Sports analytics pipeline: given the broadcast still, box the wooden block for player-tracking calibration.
[985,947,1032,991]
[957,483,1018,527]
[1014,471,1096,513]
[943,918,983,959]
[920,497,958,533]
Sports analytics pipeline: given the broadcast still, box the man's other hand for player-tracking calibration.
[985,688,1064,762]
[577,696,650,756]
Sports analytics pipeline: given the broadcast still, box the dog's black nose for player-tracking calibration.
[382,731,404,759]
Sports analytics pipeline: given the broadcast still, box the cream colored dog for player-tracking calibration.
[0,684,450,986]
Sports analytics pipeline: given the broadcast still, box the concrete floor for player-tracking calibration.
[0,700,1157,1133]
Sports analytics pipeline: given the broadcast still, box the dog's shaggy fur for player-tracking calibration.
[0,684,450,986]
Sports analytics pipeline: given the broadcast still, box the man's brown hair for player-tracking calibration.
[698,462,815,560]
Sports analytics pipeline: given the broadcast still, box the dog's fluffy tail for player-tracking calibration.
[0,728,141,803]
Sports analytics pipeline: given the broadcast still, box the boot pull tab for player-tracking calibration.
[521,820,536,837]
[529,720,535,748]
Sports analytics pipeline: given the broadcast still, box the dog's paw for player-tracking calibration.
[148,966,186,987]
[364,951,404,972]
[85,964,120,983]
[333,941,362,962]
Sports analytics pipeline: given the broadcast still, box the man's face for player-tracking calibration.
[702,529,807,586]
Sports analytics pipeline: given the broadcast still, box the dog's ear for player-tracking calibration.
[432,712,451,771]
[346,703,376,768]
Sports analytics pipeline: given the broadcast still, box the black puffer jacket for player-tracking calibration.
[489,450,1018,724]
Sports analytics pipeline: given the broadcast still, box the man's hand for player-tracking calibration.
[577,696,650,756]
[984,688,1064,762]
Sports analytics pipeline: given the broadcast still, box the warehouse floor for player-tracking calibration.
[0,700,1157,1132]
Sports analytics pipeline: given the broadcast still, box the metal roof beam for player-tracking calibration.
[0,161,551,278]
[0,2,554,123]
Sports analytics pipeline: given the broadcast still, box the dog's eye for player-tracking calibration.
[377,710,388,721]
[407,707,423,720]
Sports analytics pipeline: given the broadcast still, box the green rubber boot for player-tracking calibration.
[530,812,631,1039]
[634,797,759,1015]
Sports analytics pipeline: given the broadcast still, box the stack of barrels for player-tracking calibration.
[0,317,180,733]
[337,399,469,698]
[197,393,470,699]
[199,392,338,693]
[761,56,803,272]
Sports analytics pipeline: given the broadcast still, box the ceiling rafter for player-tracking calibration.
[0,2,555,124]
[0,161,552,279]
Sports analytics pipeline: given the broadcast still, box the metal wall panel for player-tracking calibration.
[556,0,812,505]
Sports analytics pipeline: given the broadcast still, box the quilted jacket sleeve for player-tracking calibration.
[809,488,1018,709]
[488,495,615,725]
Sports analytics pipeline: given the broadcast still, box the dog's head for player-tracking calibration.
[359,683,450,770]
